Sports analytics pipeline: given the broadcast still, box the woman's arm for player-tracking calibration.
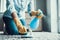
[27,1,43,19]
[7,0,27,34]
[11,12,27,34]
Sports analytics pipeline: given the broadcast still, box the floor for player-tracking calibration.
[0,32,60,40]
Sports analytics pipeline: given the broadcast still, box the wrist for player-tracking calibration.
[30,11,38,16]
[36,15,43,19]
[36,9,44,19]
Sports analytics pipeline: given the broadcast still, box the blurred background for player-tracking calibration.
[0,0,60,34]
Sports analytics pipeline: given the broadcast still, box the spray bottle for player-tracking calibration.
[30,9,44,30]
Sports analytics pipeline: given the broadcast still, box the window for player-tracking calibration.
[0,0,6,12]
[58,0,60,33]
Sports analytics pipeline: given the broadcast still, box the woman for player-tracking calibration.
[3,0,43,35]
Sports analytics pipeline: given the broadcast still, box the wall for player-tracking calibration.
[47,0,58,33]
[0,13,4,31]
[0,0,1,11]
[0,0,6,31]
[58,0,60,33]
[46,0,51,32]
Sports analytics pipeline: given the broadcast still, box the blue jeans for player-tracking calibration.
[3,17,26,35]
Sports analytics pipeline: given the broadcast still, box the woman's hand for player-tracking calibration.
[30,9,44,19]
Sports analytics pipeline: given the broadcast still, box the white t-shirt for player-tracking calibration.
[3,0,31,19]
